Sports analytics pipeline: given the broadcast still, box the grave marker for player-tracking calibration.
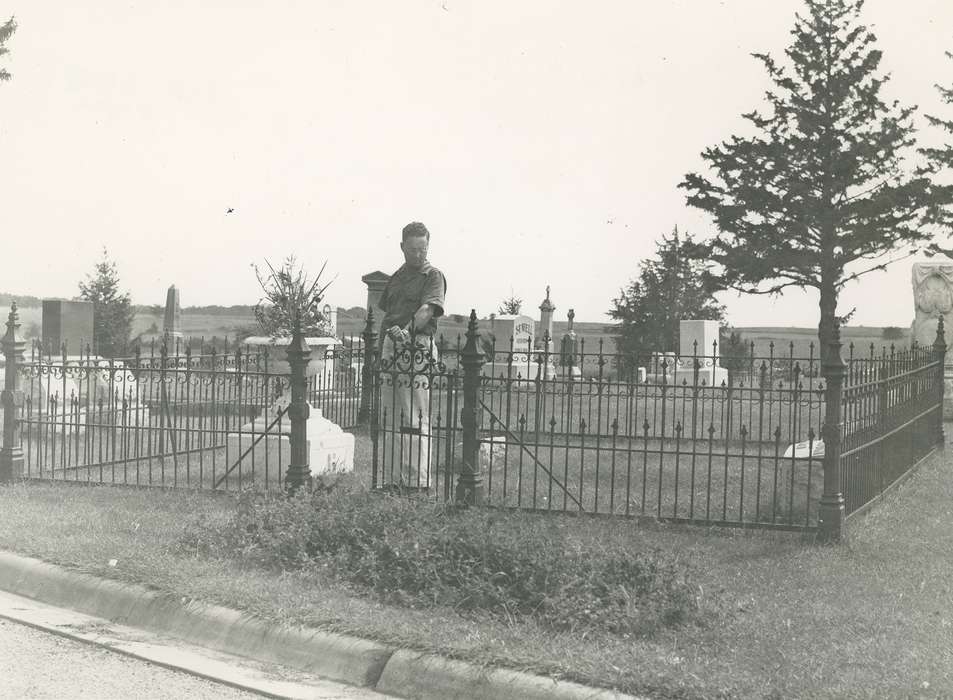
[42,299,94,356]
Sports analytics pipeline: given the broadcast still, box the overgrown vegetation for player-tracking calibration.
[253,257,334,338]
[178,490,698,637]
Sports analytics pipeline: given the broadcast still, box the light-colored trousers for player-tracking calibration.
[379,336,439,489]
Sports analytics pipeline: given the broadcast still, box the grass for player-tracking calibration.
[0,437,951,697]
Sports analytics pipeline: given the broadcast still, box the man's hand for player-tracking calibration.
[386,325,410,345]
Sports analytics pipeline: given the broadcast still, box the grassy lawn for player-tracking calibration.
[0,437,951,698]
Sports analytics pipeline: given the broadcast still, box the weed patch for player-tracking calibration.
[178,489,699,636]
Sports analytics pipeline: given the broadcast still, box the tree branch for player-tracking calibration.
[834,249,919,289]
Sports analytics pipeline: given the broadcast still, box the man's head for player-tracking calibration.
[400,221,430,269]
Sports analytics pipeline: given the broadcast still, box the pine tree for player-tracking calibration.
[922,51,953,241]
[680,0,950,357]
[78,249,135,357]
[498,293,523,315]
[609,228,725,362]
[0,17,15,83]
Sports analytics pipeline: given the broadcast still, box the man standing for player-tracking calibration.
[378,221,447,491]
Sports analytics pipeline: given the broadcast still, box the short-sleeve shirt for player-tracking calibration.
[379,262,447,336]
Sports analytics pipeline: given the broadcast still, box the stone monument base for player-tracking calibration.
[226,405,354,476]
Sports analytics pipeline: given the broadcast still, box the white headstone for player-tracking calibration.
[911,263,953,346]
[679,320,720,359]
[490,315,536,353]
[911,262,953,418]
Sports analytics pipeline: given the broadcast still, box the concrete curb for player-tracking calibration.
[376,650,630,700]
[0,550,638,700]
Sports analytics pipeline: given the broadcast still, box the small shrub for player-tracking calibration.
[882,326,904,340]
[178,490,699,637]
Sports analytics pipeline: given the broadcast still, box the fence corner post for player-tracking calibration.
[456,310,485,506]
[1,303,26,483]
[357,308,378,428]
[934,315,947,446]
[818,320,847,543]
[285,329,312,494]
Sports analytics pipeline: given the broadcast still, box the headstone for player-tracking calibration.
[226,401,355,477]
[490,315,536,352]
[42,299,94,356]
[645,320,727,386]
[362,271,391,333]
[163,285,183,346]
[30,358,148,427]
[537,285,556,348]
[679,320,720,358]
[535,287,557,379]
[911,262,953,418]
[487,314,539,379]
[783,439,825,459]
[560,309,582,379]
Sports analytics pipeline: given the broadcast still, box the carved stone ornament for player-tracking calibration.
[913,264,953,315]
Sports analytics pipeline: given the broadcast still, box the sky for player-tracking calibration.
[1,0,953,328]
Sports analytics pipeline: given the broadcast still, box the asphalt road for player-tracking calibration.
[0,617,262,699]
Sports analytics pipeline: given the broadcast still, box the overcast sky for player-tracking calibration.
[1,1,952,327]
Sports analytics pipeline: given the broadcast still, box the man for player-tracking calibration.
[378,221,447,490]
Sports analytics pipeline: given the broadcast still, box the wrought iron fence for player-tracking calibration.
[840,342,944,518]
[15,341,291,489]
[368,313,947,537]
[1,301,945,542]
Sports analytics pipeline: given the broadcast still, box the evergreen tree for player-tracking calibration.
[498,293,523,315]
[922,51,953,242]
[78,249,135,357]
[609,228,724,362]
[0,16,15,83]
[680,0,949,357]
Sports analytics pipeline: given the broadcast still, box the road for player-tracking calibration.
[0,617,259,699]
[0,589,392,700]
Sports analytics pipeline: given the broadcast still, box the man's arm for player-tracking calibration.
[386,303,435,344]
[410,303,435,331]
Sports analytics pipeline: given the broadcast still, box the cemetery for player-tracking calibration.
[4,3,953,697]
[1,258,941,543]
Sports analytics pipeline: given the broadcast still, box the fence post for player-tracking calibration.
[357,308,378,427]
[934,315,947,446]
[1,303,26,482]
[818,320,847,543]
[456,310,485,506]
[285,329,312,494]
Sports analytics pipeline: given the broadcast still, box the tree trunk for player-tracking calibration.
[818,277,837,365]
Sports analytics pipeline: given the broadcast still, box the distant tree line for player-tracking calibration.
[0,293,43,307]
